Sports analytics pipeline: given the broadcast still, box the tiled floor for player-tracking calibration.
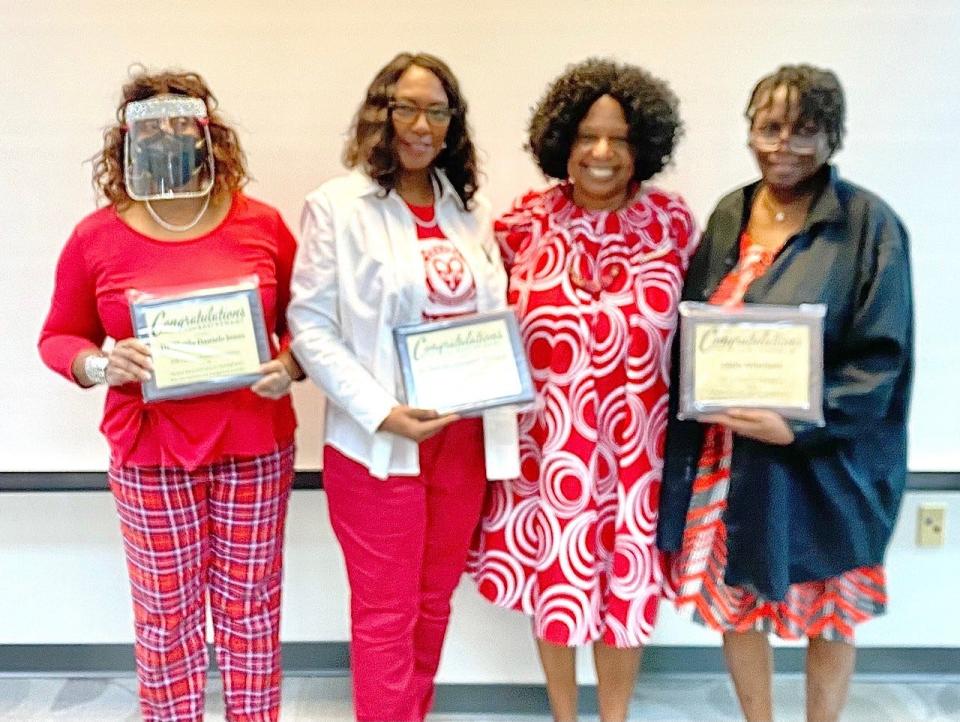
[0,674,957,721]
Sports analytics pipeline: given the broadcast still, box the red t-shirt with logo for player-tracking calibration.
[406,202,478,320]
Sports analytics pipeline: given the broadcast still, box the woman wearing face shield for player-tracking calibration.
[657,65,913,722]
[38,69,301,722]
[287,52,519,722]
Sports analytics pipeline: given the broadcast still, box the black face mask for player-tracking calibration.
[132,132,207,194]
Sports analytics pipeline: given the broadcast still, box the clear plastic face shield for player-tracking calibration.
[124,95,215,201]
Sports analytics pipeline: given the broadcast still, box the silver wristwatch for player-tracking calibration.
[84,354,109,385]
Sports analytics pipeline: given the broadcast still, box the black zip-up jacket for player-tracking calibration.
[656,165,913,601]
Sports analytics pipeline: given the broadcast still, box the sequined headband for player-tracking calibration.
[125,95,208,125]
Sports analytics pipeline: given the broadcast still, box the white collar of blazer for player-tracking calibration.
[351,167,467,212]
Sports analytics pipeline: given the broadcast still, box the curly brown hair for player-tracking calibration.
[93,68,248,207]
[343,52,479,208]
[529,58,682,183]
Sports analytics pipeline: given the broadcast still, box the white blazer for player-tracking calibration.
[288,169,520,480]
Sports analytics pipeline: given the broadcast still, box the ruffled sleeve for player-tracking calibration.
[494,189,548,272]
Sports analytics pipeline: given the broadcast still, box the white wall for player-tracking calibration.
[1,0,959,683]
[1,0,958,471]
[2,490,958,682]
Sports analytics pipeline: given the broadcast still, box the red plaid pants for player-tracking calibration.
[108,445,294,722]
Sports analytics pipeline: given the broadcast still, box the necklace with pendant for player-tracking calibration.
[760,186,809,224]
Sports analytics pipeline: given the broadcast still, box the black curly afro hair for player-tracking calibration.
[745,64,846,154]
[528,58,682,183]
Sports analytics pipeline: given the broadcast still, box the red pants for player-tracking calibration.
[109,445,294,722]
[323,419,487,722]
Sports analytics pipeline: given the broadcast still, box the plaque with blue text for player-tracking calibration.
[393,310,535,415]
[127,276,271,402]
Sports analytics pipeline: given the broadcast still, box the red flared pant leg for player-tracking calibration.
[411,418,487,720]
[323,418,486,722]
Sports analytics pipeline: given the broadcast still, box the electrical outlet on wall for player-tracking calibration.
[916,504,947,548]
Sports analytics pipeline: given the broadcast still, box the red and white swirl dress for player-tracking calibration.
[470,183,698,647]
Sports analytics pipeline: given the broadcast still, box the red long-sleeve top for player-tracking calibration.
[39,194,297,469]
